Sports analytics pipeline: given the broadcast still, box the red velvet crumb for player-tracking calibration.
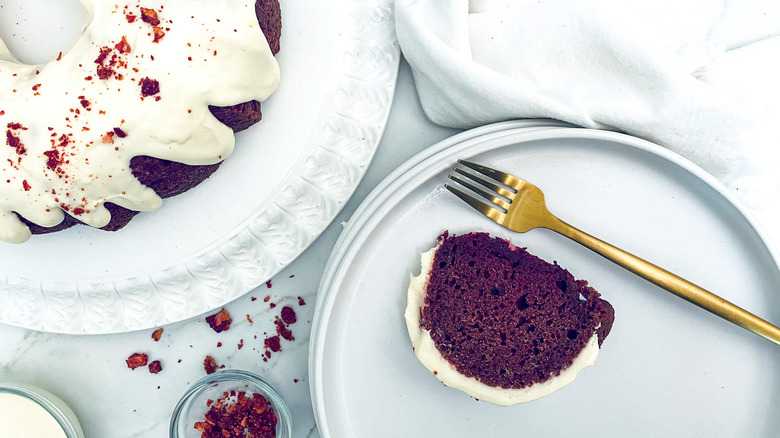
[264,336,281,352]
[139,7,160,26]
[203,355,219,375]
[126,353,148,370]
[205,308,232,333]
[139,77,160,98]
[280,306,296,325]
[193,390,277,438]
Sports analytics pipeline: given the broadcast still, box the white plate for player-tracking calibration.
[0,0,399,333]
[310,122,780,437]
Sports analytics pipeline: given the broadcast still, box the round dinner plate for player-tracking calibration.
[0,0,399,333]
[310,121,780,437]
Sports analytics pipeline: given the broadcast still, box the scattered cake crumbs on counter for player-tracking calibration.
[122,279,309,380]
[127,352,164,374]
[260,305,299,362]
[200,292,306,364]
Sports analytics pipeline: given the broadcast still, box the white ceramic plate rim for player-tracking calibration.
[309,120,780,437]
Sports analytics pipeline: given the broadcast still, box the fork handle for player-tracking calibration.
[547,216,780,346]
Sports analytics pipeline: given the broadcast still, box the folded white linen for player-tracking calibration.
[396,0,780,241]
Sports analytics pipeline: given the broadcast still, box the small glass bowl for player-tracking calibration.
[0,383,85,438]
[170,369,292,438]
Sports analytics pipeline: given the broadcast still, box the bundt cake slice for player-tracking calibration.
[405,231,614,405]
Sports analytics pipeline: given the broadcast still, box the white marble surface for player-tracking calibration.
[3,50,780,438]
[0,59,458,438]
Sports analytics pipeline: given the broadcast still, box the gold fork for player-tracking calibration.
[445,159,780,346]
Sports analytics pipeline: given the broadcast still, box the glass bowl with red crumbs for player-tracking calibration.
[170,369,291,438]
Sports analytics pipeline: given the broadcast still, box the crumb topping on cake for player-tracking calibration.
[0,0,280,243]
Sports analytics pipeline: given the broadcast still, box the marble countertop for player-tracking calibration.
[0,59,458,438]
[3,43,780,438]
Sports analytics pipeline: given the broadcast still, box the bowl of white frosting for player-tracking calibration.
[0,383,84,438]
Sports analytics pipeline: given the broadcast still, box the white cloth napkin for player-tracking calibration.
[396,0,780,241]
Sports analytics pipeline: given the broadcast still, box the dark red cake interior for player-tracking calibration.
[420,232,614,389]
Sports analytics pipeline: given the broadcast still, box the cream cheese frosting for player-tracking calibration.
[0,392,68,438]
[0,0,280,243]
[405,246,600,406]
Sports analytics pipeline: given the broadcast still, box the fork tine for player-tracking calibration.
[448,173,511,211]
[445,184,506,221]
[451,167,516,200]
[457,160,525,189]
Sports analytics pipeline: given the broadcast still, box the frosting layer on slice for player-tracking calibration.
[405,232,614,405]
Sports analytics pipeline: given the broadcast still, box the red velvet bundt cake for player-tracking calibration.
[0,0,282,243]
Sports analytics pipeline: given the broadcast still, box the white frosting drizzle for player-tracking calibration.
[0,0,280,243]
[405,246,601,406]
